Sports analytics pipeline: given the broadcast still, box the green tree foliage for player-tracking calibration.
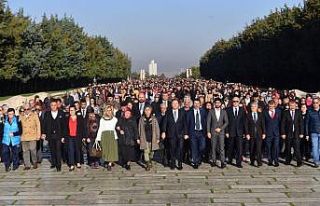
[0,1,130,95]
[200,0,320,92]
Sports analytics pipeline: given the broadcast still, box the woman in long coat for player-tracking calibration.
[116,107,138,170]
[138,105,160,171]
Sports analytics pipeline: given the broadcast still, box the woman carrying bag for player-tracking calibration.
[95,105,118,171]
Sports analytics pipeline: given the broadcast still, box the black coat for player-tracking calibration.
[245,112,266,138]
[116,117,139,146]
[226,107,246,137]
[162,109,187,139]
[43,110,66,139]
[281,109,304,138]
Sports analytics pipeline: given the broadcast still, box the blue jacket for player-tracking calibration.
[186,108,207,137]
[2,116,21,146]
[306,109,320,136]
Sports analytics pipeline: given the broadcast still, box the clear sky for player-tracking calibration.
[7,0,303,76]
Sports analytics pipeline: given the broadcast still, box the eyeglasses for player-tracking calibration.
[233,101,239,103]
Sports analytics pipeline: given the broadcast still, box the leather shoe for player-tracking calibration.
[221,163,226,169]
[274,162,279,167]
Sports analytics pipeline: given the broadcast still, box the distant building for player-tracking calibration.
[140,69,146,80]
[186,68,192,78]
[148,60,158,76]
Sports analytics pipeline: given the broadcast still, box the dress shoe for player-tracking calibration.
[297,162,303,167]
[24,167,31,171]
[124,164,131,171]
[257,163,262,167]
[12,166,19,171]
[236,164,243,168]
[177,162,183,170]
[268,162,273,166]
[284,161,290,165]
[210,162,217,167]
[50,165,56,169]
[313,164,319,168]
[33,163,38,169]
[221,163,226,169]
[274,162,279,167]
[5,166,10,172]
[250,162,255,167]
[106,165,112,171]
[192,164,199,169]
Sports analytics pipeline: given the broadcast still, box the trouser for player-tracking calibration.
[158,138,170,165]
[2,143,20,169]
[285,136,302,164]
[266,135,280,163]
[250,135,262,165]
[87,139,99,165]
[49,138,62,169]
[68,137,81,166]
[183,138,191,163]
[169,137,184,166]
[36,139,43,163]
[190,131,206,164]
[300,136,311,160]
[21,140,37,167]
[211,134,225,163]
[311,133,320,165]
[144,142,154,162]
[227,135,243,165]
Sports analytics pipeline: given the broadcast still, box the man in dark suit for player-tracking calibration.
[264,100,282,167]
[41,99,66,172]
[161,99,188,170]
[156,103,170,166]
[245,101,266,167]
[207,98,229,168]
[160,92,172,111]
[281,100,304,167]
[186,99,207,169]
[151,94,161,116]
[226,96,246,168]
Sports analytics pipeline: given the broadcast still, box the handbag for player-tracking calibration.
[90,142,102,158]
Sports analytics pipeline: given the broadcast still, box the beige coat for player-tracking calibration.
[138,115,160,151]
[20,112,41,141]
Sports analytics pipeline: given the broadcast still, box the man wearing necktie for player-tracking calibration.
[245,102,266,167]
[186,99,207,169]
[281,100,304,167]
[226,96,246,168]
[264,100,282,167]
[161,99,188,170]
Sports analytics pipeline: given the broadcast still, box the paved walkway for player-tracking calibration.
[0,159,320,205]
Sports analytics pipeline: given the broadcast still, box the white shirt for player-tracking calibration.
[51,111,58,119]
[96,117,118,141]
[269,109,275,117]
[194,109,202,130]
[233,106,239,116]
[172,109,179,122]
[215,108,221,121]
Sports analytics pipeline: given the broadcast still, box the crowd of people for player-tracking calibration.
[0,78,319,172]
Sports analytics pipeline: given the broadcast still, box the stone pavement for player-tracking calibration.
[0,160,320,206]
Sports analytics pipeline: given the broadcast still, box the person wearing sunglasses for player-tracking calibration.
[20,103,41,170]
